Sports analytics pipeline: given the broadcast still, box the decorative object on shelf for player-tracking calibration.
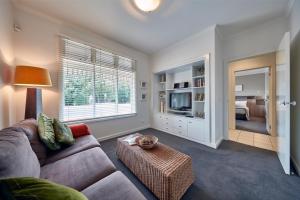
[194,66,205,76]
[194,77,205,87]
[135,135,158,149]
[141,92,147,101]
[195,112,205,119]
[140,81,147,89]
[159,74,166,83]
[235,84,243,92]
[195,93,205,101]
[160,100,166,113]
[174,82,189,89]
[14,66,52,119]
[159,91,166,98]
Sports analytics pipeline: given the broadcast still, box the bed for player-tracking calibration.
[235,100,250,120]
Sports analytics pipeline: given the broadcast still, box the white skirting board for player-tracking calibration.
[151,127,222,149]
[291,156,300,175]
[97,124,223,149]
[97,124,151,142]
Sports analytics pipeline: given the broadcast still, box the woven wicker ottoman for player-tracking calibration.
[116,134,194,200]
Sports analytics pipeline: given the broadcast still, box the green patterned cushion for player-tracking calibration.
[0,177,88,200]
[38,113,61,150]
[53,118,75,146]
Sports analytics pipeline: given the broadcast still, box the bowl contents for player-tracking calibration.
[136,135,158,149]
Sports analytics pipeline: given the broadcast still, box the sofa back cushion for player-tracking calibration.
[0,128,40,178]
[12,119,48,165]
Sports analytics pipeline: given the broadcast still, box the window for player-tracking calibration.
[60,38,136,122]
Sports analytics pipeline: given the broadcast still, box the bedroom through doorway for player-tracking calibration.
[228,53,277,151]
[235,68,270,135]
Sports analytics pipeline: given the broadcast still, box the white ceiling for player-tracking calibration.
[13,0,291,54]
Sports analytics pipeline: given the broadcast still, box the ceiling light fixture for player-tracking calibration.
[134,0,160,12]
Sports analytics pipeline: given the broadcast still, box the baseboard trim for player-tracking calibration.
[151,127,219,149]
[213,137,223,149]
[291,156,300,175]
[97,124,151,142]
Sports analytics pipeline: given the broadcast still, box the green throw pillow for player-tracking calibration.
[0,177,88,200]
[38,113,61,150]
[53,118,75,146]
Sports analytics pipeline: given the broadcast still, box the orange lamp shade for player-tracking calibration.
[14,66,52,87]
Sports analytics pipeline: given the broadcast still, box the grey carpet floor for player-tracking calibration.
[236,119,268,134]
[100,128,300,200]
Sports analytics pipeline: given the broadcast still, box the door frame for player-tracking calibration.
[228,52,276,136]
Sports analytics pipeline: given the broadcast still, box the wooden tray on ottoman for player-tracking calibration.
[116,134,194,200]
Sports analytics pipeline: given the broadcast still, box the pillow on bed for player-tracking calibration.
[235,100,247,108]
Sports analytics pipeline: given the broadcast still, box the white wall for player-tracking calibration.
[13,7,151,139]
[214,27,224,145]
[151,26,224,146]
[289,0,300,173]
[236,73,265,97]
[222,17,288,138]
[0,0,15,129]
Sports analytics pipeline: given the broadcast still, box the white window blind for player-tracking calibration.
[60,38,136,122]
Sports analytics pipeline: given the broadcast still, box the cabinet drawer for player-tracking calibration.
[175,128,187,136]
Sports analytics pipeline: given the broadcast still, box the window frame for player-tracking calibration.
[59,37,138,123]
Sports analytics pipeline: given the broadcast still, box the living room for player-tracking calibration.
[1,0,300,199]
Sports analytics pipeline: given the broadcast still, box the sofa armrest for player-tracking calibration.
[68,123,91,138]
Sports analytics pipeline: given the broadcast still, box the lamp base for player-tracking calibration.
[25,88,42,119]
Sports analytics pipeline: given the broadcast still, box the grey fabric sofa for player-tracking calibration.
[0,119,146,200]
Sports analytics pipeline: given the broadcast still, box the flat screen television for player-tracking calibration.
[169,92,192,111]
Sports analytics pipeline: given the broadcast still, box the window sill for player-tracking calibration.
[64,113,137,125]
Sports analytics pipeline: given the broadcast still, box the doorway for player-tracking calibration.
[235,68,270,135]
[228,53,277,151]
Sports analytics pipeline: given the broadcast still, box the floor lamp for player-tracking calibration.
[14,66,52,119]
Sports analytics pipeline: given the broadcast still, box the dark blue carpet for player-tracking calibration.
[100,128,300,200]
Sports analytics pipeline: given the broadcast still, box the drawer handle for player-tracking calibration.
[179,125,182,128]
[178,120,182,122]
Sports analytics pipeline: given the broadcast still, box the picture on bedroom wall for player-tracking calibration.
[235,84,243,92]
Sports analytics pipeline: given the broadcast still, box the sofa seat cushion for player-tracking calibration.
[12,119,48,165]
[0,128,40,178]
[82,171,146,200]
[40,147,116,191]
[45,135,101,165]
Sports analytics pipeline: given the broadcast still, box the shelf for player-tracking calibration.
[191,87,205,89]
[193,101,205,103]
[160,82,166,84]
[168,109,192,113]
[192,75,205,78]
[193,117,205,120]
[166,88,191,91]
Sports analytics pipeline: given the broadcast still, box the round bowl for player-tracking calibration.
[136,135,158,149]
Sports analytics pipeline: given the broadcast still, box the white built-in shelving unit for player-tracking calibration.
[152,55,211,147]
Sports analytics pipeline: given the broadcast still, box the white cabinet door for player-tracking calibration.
[187,119,207,142]
[153,114,165,130]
